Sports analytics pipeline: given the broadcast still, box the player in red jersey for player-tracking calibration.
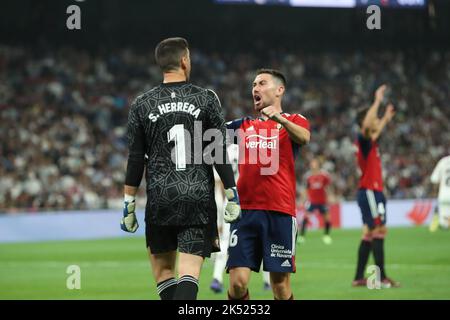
[352,84,400,288]
[225,69,310,300]
[298,158,332,245]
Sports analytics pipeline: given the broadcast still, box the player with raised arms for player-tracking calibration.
[352,84,399,288]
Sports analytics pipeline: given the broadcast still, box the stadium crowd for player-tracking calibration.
[1,45,449,212]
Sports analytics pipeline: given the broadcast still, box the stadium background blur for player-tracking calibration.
[0,0,449,300]
[1,0,450,212]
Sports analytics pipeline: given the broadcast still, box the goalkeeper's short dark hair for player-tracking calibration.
[256,68,287,87]
[155,37,189,72]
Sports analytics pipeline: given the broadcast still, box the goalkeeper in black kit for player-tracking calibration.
[120,37,241,300]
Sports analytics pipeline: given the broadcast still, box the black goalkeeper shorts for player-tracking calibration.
[145,223,220,258]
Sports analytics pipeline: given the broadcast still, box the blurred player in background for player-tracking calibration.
[120,37,241,300]
[352,84,399,288]
[429,154,450,232]
[298,157,332,245]
[226,69,310,300]
[210,144,271,294]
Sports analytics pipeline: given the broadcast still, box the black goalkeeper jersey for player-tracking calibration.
[126,81,226,226]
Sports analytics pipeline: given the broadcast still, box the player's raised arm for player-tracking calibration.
[371,103,395,141]
[121,99,146,233]
[361,84,387,138]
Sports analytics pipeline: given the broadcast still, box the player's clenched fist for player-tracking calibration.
[121,196,139,233]
[224,187,241,223]
[261,105,286,124]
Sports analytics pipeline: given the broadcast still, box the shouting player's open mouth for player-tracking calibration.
[253,94,262,108]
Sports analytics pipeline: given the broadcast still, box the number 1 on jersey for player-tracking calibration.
[167,124,186,171]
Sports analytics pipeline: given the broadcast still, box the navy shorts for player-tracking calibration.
[226,210,297,273]
[357,189,387,229]
[306,203,328,215]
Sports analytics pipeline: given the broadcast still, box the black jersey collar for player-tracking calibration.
[161,81,188,86]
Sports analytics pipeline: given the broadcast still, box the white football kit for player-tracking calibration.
[430,155,450,228]
[212,144,269,285]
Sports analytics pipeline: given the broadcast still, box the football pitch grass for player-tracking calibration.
[1,227,449,300]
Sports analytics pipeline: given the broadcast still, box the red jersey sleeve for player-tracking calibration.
[289,113,310,131]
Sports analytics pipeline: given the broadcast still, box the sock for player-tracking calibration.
[301,218,308,236]
[228,290,249,300]
[372,238,387,279]
[157,277,177,300]
[212,251,227,283]
[354,240,372,280]
[324,221,331,235]
[173,275,199,300]
[262,271,270,284]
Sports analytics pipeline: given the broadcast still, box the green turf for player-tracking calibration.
[0,227,449,300]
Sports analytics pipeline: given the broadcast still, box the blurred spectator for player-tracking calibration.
[0,45,449,212]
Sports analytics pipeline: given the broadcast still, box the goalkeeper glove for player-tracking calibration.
[224,187,241,223]
[120,195,139,233]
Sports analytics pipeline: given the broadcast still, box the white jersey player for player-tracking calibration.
[210,144,270,293]
[430,155,450,231]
